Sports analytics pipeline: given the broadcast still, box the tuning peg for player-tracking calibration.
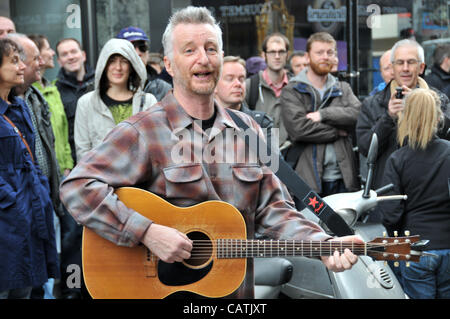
[394,262,399,267]
[383,231,387,237]
[404,230,410,236]
[394,231,398,237]
[406,262,410,268]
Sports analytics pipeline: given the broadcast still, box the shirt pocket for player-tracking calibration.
[162,163,208,205]
[0,129,26,166]
[0,129,29,198]
[232,164,263,214]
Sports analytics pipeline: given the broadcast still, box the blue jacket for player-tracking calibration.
[0,95,59,291]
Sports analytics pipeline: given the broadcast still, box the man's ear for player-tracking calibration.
[164,56,174,77]
[419,62,426,75]
[261,51,267,62]
[81,50,87,63]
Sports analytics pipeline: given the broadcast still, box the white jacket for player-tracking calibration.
[74,38,157,162]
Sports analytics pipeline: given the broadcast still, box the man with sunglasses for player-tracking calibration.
[356,39,450,223]
[116,26,171,101]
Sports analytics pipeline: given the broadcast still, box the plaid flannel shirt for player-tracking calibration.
[60,92,331,298]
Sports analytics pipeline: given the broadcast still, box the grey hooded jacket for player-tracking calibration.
[74,38,157,161]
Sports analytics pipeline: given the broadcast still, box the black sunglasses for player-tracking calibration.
[133,41,149,53]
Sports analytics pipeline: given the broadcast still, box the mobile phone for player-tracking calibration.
[395,87,404,99]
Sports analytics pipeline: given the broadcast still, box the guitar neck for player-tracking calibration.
[216,239,369,259]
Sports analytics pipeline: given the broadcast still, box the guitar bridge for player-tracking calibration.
[144,248,157,277]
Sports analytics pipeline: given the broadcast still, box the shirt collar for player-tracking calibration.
[163,91,240,134]
[263,69,289,88]
[0,95,21,115]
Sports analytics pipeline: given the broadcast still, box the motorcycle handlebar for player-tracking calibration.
[375,184,394,195]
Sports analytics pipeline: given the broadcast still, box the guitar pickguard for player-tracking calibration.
[158,260,214,286]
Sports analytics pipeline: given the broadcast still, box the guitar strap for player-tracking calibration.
[227,109,354,237]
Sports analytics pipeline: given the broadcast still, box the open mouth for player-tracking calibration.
[194,71,213,79]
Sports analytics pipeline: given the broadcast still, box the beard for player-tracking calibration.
[173,65,221,96]
[309,59,333,76]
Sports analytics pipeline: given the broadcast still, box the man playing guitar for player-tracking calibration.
[60,6,361,299]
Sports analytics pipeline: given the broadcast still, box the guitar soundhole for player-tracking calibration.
[184,231,212,268]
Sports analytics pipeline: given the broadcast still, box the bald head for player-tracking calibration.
[0,17,16,38]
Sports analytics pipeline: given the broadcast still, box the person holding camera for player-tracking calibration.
[356,39,450,223]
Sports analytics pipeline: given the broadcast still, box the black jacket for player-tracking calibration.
[55,65,95,163]
[143,65,172,102]
[425,64,450,98]
[379,138,450,250]
[356,81,450,190]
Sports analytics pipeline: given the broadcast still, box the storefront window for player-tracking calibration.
[10,0,82,81]
[95,0,150,51]
[192,0,449,97]
[9,0,449,96]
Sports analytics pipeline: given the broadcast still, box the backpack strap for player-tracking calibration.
[248,73,260,110]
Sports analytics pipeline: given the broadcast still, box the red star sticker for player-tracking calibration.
[308,196,319,208]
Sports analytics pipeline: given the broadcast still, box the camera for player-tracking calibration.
[395,87,404,99]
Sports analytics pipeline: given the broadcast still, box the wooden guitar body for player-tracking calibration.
[82,187,247,299]
[82,187,424,298]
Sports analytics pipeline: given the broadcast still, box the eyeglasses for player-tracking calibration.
[312,50,336,57]
[393,59,420,66]
[133,41,149,53]
[265,50,288,57]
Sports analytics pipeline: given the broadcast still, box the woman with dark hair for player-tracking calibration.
[0,38,59,298]
[380,88,450,299]
[74,38,157,161]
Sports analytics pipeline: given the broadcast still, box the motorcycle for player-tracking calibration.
[254,134,425,299]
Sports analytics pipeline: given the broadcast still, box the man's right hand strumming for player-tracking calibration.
[141,224,193,263]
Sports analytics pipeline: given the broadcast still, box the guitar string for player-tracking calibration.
[182,249,409,258]
[184,240,409,247]
[144,248,410,260]
[154,250,411,260]
[147,245,404,259]
[144,241,410,260]
[186,243,407,258]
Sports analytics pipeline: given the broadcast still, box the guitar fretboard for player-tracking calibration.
[216,239,368,258]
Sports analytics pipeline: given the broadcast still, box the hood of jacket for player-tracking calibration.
[94,38,147,92]
[289,67,340,110]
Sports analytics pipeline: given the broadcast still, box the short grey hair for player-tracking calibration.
[7,33,30,61]
[390,39,425,63]
[162,6,223,61]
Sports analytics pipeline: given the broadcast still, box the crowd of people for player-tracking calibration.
[0,6,449,300]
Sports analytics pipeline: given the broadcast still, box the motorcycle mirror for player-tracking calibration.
[363,133,378,198]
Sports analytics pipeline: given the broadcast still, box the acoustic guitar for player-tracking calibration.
[82,187,424,299]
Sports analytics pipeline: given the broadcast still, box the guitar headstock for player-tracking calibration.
[366,232,425,263]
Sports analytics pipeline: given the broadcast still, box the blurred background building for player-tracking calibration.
[2,0,448,99]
